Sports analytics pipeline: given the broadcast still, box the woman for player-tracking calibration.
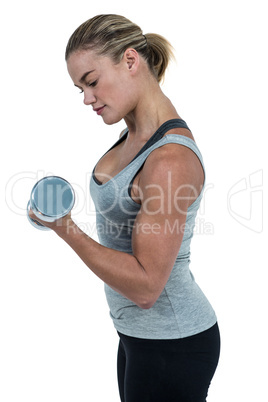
[30,14,220,402]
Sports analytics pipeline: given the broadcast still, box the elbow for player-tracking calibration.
[132,259,162,309]
[135,283,163,310]
[140,302,155,310]
[136,294,158,310]
[137,301,154,310]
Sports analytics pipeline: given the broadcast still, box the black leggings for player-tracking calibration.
[117,323,220,402]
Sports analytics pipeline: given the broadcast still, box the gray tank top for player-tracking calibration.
[90,119,217,339]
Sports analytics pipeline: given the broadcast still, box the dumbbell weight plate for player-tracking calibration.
[27,176,75,230]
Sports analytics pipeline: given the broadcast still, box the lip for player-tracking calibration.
[93,106,106,115]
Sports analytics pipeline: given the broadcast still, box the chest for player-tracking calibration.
[94,128,196,201]
[94,139,145,201]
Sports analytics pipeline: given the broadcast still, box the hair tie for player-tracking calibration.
[143,34,147,46]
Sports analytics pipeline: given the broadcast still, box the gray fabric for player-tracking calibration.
[90,133,217,339]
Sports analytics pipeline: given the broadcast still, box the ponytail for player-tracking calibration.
[143,33,174,83]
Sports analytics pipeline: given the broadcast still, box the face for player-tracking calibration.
[67,49,138,125]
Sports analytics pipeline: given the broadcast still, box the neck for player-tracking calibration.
[124,80,180,142]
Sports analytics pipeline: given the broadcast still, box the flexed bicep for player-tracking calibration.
[131,144,203,306]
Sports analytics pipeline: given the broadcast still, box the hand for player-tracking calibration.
[28,208,75,233]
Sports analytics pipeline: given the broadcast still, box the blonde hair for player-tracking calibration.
[65,14,174,83]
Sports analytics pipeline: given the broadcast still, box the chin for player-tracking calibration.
[102,114,123,126]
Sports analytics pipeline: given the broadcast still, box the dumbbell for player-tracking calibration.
[27,176,75,231]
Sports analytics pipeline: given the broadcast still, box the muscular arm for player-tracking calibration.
[33,144,203,309]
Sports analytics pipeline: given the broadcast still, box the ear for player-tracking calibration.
[123,48,140,73]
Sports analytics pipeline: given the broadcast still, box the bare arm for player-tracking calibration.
[30,143,203,309]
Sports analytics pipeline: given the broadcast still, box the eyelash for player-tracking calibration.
[79,80,98,93]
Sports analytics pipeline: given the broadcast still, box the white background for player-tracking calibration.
[1,0,267,400]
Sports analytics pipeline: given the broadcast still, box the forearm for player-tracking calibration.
[55,220,151,308]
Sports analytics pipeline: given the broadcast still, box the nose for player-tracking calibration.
[83,90,96,106]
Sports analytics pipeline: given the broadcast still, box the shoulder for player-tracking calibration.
[143,140,202,182]
[138,139,205,205]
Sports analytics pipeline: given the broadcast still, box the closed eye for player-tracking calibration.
[74,84,84,94]
[76,80,98,94]
[88,80,98,87]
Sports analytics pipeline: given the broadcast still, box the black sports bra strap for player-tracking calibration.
[131,119,190,163]
[127,119,190,197]
[93,119,190,185]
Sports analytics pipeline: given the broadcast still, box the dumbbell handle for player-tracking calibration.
[27,201,51,231]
